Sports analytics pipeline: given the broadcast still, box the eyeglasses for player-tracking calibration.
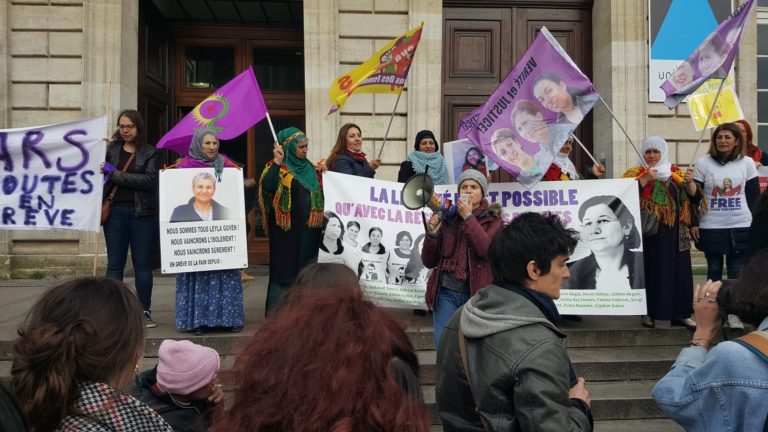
[582,217,618,229]
[117,124,136,130]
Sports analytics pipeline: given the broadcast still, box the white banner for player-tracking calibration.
[0,116,107,232]
[433,178,647,315]
[320,172,428,309]
[159,167,248,274]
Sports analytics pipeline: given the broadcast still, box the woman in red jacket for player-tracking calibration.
[422,169,503,347]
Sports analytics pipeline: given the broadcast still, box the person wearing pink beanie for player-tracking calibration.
[128,339,223,432]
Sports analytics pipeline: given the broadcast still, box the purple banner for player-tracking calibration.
[661,0,755,109]
[156,66,268,155]
[465,27,598,188]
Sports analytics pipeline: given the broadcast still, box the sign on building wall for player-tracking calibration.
[0,116,107,232]
[649,0,732,102]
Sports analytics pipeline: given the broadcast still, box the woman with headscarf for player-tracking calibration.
[397,130,450,184]
[622,136,699,329]
[259,127,324,311]
[174,129,245,335]
[544,135,605,181]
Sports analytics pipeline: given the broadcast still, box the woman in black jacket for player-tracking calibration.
[100,109,159,328]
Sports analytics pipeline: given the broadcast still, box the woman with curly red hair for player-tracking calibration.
[211,289,428,432]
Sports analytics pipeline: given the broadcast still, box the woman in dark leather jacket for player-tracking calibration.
[100,109,159,328]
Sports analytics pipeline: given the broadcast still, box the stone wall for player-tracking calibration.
[303,0,442,181]
[0,0,137,278]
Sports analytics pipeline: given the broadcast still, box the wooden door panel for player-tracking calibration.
[443,95,490,144]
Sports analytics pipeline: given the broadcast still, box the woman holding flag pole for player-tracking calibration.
[259,127,325,311]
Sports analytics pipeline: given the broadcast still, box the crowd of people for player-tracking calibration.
[1,111,767,431]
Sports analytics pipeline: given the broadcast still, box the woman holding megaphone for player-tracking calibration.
[421,169,503,347]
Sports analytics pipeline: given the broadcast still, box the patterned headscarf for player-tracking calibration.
[188,129,226,181]
[278,127,320,193]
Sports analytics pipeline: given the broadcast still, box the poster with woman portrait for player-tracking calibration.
[319,172,429,309]
[159,168,248,274]
[443,139,489,183]
[432,177,647,315]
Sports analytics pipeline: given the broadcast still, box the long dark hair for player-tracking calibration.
[111,109,147,147]
[11,277,145,431]
[326,123,362,170]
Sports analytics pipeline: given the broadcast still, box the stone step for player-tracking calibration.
[424,379,667,424]
[417,345,680,385]
[432,419,684,432]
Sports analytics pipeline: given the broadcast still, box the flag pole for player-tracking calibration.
[94,79,113,276]
[688,78,727,167]
[598,96,647,168]
[570,134,599,166]
[376,91,404,160]
[265,112,278,143]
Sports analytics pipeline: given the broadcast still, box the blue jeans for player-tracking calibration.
[103,207,157,311]
[433,288,471,348]
[704,251,745,281]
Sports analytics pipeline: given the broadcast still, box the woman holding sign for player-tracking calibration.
[623,137,698,329]
[101,110,160,329]
[422,169,503,346]
[174,129,245,335]
[259,127,325,311]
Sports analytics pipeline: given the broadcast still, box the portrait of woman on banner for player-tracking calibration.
[359,226,387,282]
[531,72,597,125]
[169,172,237,222]
[564,194,645,291]
[387,231,413,285]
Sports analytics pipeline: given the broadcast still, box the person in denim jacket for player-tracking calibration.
[652,250,768,431]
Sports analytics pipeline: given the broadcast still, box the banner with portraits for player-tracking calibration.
[432,178,648,315]
[158,167,248,274]
[319,172,428,309]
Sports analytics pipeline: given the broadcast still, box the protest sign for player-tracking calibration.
[443,139,489,183]
[159,167,248,274]
[432,178,647,315]
[319,172,428,309]
[0,116,107,232]
[465,27,598,188]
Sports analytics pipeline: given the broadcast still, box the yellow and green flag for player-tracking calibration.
[328,23,423,115]
[688,75,744,131]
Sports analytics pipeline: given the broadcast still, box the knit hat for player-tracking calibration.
[156,340,220,396]
[458,169,488,196]
[414,130,439,151]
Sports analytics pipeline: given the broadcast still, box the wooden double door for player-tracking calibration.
[442,2,594,180]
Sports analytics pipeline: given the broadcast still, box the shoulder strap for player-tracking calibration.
[734,331,768,363]
[458,325,492,432]
[105,152,136,201]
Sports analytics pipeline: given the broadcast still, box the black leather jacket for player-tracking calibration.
[104,141,159,217]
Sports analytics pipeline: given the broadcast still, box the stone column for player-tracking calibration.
[303,0,340,162]
[407,0,442,143]
[0,1,8,128]
[592,0,648,177]
[736,0,757,127]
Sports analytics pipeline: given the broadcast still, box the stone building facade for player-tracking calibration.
[0,0,759,277]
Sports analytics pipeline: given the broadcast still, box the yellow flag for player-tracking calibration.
[688,76,744,131]
[328,23,424,115]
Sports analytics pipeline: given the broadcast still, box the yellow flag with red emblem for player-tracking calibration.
[327,23,423,115]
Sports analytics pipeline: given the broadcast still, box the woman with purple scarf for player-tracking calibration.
[173,129,245,335]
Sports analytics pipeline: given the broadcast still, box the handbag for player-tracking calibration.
[101,152,136,225]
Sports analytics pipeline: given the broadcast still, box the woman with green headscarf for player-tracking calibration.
[259,127,325,311]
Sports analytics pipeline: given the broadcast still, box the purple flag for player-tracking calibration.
[661,0,755,109]
[457,107,481,140]
[156,66,268,154]
[466,27,598,188]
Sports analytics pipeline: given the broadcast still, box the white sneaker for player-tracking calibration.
[727,314,744,330]
[143,311,157,329]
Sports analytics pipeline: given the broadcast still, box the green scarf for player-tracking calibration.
[279,127,320,193]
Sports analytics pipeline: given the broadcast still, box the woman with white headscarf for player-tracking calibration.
[622,136,700,329]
